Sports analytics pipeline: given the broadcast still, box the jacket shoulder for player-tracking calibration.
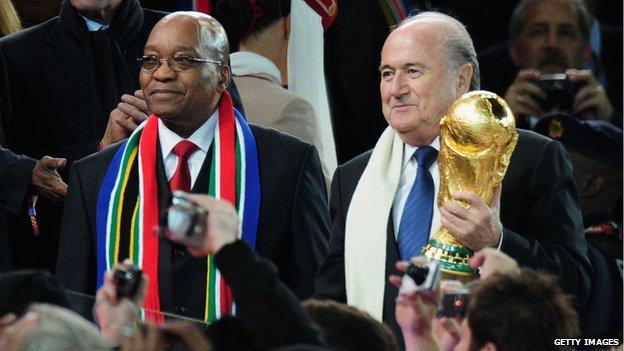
[515,129,561,153]
[142,8,168,24]
[0,18,57,48]
[337,150,372,179]
[250,123,314,152]
[73,142,124,173]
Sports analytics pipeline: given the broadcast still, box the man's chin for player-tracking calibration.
[152,109,182,121]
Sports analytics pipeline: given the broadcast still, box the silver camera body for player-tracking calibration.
[399,260,441,294]
[162,191,207,247]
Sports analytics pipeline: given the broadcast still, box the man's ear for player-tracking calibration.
[457,63,473,94]
[508,41,522,67]
[219,65,231,91]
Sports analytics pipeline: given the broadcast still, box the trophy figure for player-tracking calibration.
[421,91,518,276]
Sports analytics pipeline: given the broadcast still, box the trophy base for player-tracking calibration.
[421,239,477,276]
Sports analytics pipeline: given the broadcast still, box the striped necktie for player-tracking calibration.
[397,146,438,261]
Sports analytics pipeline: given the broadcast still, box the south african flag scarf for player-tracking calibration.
[96,91,260,323]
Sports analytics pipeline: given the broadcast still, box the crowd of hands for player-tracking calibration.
[76,192,521,351]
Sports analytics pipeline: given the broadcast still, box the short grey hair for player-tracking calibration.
[19,304,110,351]
[398,11,480,91]
[509,0,591,44]
[161,11,230,63]
[196,15,230,64]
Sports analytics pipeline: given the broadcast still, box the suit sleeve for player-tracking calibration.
[215,240,324,349]
[286,144,330,299]
[0,146,36,214]
[501,140,592,305]
[56,161,96,316]
[313,166,347,302]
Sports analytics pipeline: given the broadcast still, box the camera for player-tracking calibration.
[399,261,441,294]
[538,73,578,111]
[161,191,207,247]
[113,266,143,299]
[437,292,469,318]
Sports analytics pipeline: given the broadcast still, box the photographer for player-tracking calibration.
[496,0,619,128]
[391,249,579,351]
[94,193,325,351]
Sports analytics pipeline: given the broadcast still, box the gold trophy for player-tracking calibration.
[421,91,518,276]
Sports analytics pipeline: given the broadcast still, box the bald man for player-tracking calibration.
[56,12,329,322]
[314,11,590,340]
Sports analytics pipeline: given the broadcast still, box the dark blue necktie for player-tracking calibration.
[397,146,438,261]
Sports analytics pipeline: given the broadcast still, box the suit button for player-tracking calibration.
[174,305,190,314]
[173,249,186,258]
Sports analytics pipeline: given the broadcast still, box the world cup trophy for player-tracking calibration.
[421,91,518,276]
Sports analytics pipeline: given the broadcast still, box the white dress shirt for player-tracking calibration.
[392,138,441,240]
[158,111,217,189]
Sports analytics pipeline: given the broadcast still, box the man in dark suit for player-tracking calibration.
[56,12,329,322]
[314,11,591,341]
[0,0,166,272]
[0,148,67,272]
[479,0,621,128]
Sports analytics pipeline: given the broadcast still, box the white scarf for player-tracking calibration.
[345,126,404,321]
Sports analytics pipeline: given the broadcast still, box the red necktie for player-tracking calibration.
[169,140,198,192]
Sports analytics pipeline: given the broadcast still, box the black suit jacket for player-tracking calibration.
[0,8,165,272]
[56,124,330,320]
[0,147,37,272]
[314,129,592,339]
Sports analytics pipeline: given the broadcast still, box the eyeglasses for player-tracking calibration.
[137,55,222,72]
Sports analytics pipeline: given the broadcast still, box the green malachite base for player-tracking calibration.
[421,239,477,276]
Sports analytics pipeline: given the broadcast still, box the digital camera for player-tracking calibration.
[538,73,578,111]
[399,261,441,294]
[437,292,469,318]
[161,191,207,247]
[113,266,143,299]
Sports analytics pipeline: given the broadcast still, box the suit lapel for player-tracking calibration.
[384,210,400,313]
[156,142,174,313]
[383,210,403,342]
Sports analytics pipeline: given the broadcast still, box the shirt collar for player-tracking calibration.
[80,15,110,31]
[158,110,218,159]
[403,136,440,167]
[230,51,282,84]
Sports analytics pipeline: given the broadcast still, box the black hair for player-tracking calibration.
[467,269,579,351]
[213,0,290,52]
